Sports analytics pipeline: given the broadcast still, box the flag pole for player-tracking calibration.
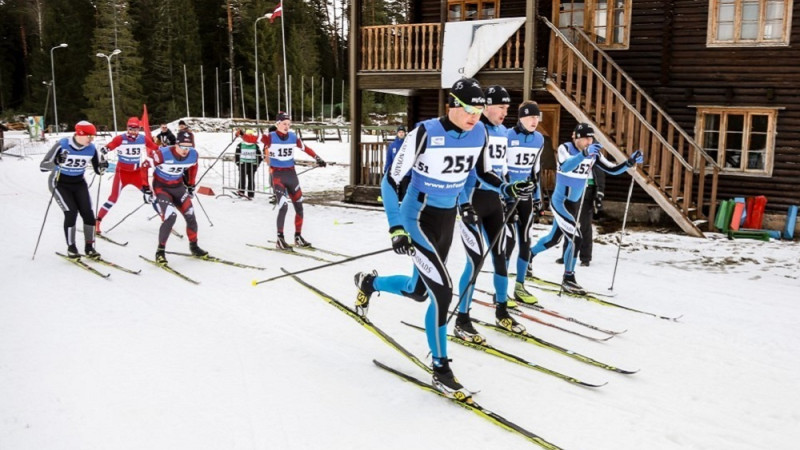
[279,2,289,115]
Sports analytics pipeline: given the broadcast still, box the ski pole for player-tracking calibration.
[193,192,213,227]
[93,171,103,218]
[32,171,60,260]
[445,196,522,327]
[252,248,393,285]
[609,174,636,291]
[194,138,239,186]
[296,166,318,176]
[105,202,146,233]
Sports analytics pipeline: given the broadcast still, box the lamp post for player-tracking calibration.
[50,43,67,134]
[96,49,122,133]
[254,13,270,124]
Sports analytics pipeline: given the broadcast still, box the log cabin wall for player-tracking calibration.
[601,1,800,212]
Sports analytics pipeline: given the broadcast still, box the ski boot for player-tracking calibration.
[155,247,168,265]
[84,244,101,260]
[189,242,208,258]
[354,270,377,317]
[562,273,586,295]
[513,281,538,305]
[431,358,471,401]
[454,312,486,344]
[294,234,312,248]
[495,302,526,333]
[275,234,291,250]
[67,244,80,260]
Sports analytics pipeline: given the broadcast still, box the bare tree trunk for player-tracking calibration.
[227,0,237,117]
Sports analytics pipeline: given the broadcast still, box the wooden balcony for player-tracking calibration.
[359,23,525,73]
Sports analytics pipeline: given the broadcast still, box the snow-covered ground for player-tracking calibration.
[1,129,799,449]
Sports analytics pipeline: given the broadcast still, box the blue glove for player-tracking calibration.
[502,180,535,200]
[459,203,479,225]
[627,149,644,167]
[583,143,602,158]
[390,227,415,255]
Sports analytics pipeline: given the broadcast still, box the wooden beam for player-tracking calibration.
[349,0,363,186]
[523,0,536,100]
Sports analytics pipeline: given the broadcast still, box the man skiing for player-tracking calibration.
[39,121,108,258]
[505,101,545,305]
[530,123,643,294]
[95,116,159,233]
[260,112,327,249]
[353,78,533,399]
[150,133,207,264]
[455,85,526,342]
[234,129,263,199]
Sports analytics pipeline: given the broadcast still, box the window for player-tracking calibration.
[695,107,778,176]
[708,0,793,46]
[554,0,631,49]
[448,1,500,22]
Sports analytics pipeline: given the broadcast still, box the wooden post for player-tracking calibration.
[523,0,536,100]
[350,0,363,186]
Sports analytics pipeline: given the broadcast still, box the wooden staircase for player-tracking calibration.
[540,17,720,238]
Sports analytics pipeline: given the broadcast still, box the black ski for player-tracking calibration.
[283,268,431,373]
[85,255,141,274]
[373,360,563,449]
[401,321,606,388]
[472,318,639,375]
[97,233,128,247]
[247,243,333,263]
[524,274,617,298]
[56,252,110,278]
[139,255,199,284]
[165,251,266,270]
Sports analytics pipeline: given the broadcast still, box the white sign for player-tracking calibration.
[441,17,526,88]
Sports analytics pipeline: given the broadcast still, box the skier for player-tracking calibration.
[505,101,545,305]
[39,121,108,258]
[353,78,533,399]
[530,123,643,294]
[234,129,263,199]
[260,112,327,249]
[455,85,526,341]
[150,132,207,264]
[95,116,159,234]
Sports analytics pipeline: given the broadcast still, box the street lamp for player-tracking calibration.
[50,43,67,134]
[96,49,122,133]
[254,13,271,124]
[42,81,53,130]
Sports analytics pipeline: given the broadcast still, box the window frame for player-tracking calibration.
[553,0,633,50]
[447,1,501,22]
[707,0,794,47]
[693,105,780,177]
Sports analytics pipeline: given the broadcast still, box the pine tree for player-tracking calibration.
[83,0,145,131]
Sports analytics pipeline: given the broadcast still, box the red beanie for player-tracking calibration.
[74,121,97,136]
[127,117,141,128]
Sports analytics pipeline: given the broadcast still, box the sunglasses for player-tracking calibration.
[450,93,484,115]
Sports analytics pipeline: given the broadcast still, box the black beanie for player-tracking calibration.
[519,103,541,118]
[448,78,486,107]
[485,85,511,105]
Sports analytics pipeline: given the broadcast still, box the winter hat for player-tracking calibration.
[519,102,541,118]
[448,78,485,107]
[176,131,193,146]
[397,125,406,132]
[127,117,140,129]
[485,85,511,106]
[74,121,96,136]
[243,129,258,144]
[574,123,595,138]
[276,112,291,122]
[178,120,187,126]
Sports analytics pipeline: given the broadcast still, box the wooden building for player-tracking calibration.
[347,0,800,237]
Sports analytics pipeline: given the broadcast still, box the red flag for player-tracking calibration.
[141,104,155,147]
[269,2,282,23]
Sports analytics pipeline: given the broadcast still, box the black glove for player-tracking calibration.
[503,180,535,200]
[142,185,154,204]
[459,203,479,225]
[54,150,67,166]
[98,159,109,174]
[626,149,644,167]
[593,191,604,214]
[504,201,519,224]
[532,198,543,213]
[315,155,327,167]
[390,226,414,255]
[186,184,195,199]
